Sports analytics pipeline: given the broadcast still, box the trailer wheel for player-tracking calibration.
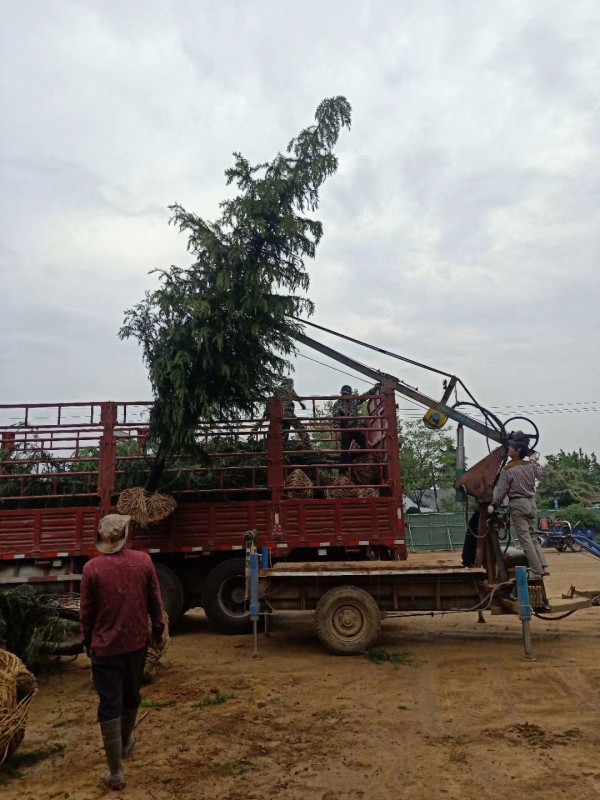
[315,586,381,655]
[154,563,185,626]
[202,558,251,635]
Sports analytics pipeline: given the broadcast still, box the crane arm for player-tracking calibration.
[294,331,504,444]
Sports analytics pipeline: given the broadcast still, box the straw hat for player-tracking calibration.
[96,514,131,554]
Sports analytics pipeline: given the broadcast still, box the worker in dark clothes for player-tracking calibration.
[277,378,311,449]
[332,384,374,464]
[80,514,165,790]
[252,377,311,449]
[461,510,480,568]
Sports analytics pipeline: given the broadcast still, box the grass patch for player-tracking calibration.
[192,692,234,709]
[0,744,65,786]
[397,704,409,710]
[366,648,416,669]
[213,760,245,778]
[140,698,177,709]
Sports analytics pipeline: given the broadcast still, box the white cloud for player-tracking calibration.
[1,0,599,461]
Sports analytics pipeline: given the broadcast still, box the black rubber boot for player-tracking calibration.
[121,708,138,759]
[100,718,125,789]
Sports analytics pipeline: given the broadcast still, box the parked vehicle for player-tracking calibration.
[536,519,594,552]
[0,326,555,641]
[0,391,405,632]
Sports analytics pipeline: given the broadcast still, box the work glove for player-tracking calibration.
[529,451,540,463]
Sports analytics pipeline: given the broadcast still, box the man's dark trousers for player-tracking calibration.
[91,648,147,723]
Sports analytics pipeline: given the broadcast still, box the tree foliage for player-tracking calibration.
[120,97,352,467]
[555,503,600,530]
[399,420,457,510]
[537,448,600,509]
[546,449,600,485]
[0,585,68,672]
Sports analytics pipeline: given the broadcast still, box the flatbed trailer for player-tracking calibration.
[244,534,598,657]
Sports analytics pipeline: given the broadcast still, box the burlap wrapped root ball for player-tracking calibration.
[0,649,37,764]
[283,469,313,499]
[117,488,177,526]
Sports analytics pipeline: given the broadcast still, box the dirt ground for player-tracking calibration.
[2,550,600,800]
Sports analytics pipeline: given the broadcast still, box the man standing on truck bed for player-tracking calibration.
[490,444,549,579]
[80,513,165,790]
[277,377,311,449]
[253,377,311,449]
[333,384,375,464]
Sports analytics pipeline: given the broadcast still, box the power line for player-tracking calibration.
[297,352,600,417]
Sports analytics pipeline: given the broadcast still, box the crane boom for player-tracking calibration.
[294,331,504,444]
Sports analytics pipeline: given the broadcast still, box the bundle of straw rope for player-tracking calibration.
[283,469,313,499]
[117,488,177,527]
[143,611,170,682]
[0,649,37,764]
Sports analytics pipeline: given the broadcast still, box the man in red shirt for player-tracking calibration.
[80,513,165,790]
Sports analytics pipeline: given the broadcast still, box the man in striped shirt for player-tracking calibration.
[490,443,549,579]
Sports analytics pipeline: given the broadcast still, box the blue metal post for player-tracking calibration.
[250,552,260,658]
[515,565,535,661]
[260,547,271,637]
[261,546,270,569]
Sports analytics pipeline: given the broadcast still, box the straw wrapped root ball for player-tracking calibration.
[325,475,357,499]
[357,487,379,498]
[325,476,379,499]
[0,648,37,765]
[144,611,170,683]
[117,488,177,526]
[283,469,313,499]
[351,451,384,485]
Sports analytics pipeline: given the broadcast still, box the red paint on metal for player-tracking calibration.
[0,389,407,571]
[98,402,117,514]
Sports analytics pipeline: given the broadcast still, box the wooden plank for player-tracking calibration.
[261,560,486,579]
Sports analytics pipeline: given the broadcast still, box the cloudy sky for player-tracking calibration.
[1,0,599,462]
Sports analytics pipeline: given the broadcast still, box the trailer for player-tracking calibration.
[243,531,599,658]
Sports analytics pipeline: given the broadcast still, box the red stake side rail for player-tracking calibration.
[0,390,406,568]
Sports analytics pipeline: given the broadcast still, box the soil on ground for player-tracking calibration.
[2,550,599,800]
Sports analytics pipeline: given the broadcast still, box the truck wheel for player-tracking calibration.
[202,558,251,635]
[315,585,381,655]
[154,563,185,626]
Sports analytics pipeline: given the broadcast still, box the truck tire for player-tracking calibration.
[315,585,381,655]
[154,563,185,626]
[202,558,251,635]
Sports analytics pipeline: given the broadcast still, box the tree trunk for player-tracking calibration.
[431,466,439,512]
[144,455,166,494]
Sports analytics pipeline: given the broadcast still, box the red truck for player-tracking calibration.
[0,388,406,632]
